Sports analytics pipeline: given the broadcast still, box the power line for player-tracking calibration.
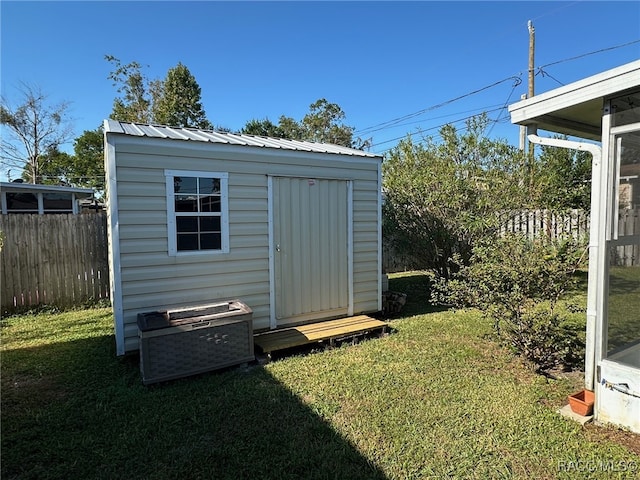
[538,39,640,69]
[357,38,638,143]
[359,103,507,136]
[354,75,522,136]
[370,106,507,150]
[536,68,565,87]
[486,78,522,138]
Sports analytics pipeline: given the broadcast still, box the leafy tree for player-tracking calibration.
[240,98,370,149]
[241,118,285,137]
[152,63,212,129]
[107,56,212,129]
[33,127,105,195]
[106,55,153,123]
[301,98,354,145]
[36,146,75,185]
[70,127,105,193]
[534,137,591,210]
[0,83,74,183]
[277,115,307,141]
[382,114,530,277]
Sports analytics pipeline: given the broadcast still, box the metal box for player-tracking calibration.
[137,300,254,385]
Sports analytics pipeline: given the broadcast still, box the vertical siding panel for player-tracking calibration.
[309,179,320,312]
[319,181,331,312]
[300,179,312,313]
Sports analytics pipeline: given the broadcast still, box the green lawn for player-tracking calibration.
[607,266,640,353]
[2,277,639,479]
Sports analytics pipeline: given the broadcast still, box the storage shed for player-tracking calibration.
[509,60,640,433]
[104,120,383,356]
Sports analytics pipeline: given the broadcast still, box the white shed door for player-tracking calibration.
[272,177,350,327]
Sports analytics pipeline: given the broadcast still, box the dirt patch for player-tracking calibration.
[2,373,68,413]
[584,423,640,456]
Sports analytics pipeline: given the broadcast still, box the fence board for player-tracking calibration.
[0,213,110,312]
[383,209,640,273]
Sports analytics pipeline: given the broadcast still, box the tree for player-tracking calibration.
[69,127,105,194]
[36,146,75,185]
[382,114,530,277]
[241,118,285,137]
[534,137,591,210]
[106,55,153,123]
[240,98,370,149]
[301,98,353,145]
[1,83,74,183]
[152,63,212,129]
[33,127,105,196]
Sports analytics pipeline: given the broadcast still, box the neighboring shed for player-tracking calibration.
[104,120,383,355]
[0,181,94,214]
[509,60,640,433]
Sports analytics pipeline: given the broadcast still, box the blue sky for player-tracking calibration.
[1,1,639,180]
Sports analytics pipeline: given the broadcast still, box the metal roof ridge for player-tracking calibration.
[104,121,381,158]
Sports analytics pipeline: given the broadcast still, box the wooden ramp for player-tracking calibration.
[254,315,388,354]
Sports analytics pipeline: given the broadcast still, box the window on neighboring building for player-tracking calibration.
[42,193,73,213]
[165,170,229,255]
[6,192,39,213]
[1,190,79,214]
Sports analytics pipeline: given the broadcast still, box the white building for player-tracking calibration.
[510,60,640,433]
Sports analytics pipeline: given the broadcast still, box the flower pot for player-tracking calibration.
[568,389,595,416]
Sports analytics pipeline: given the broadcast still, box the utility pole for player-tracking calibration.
[519,93,527,150]
[527,20,536,186]
[528,20,535,102]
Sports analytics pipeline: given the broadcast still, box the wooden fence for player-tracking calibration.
[383,209,640,272]
[499,209,590,240]
[1,213,110,313]
[611,208,640,267]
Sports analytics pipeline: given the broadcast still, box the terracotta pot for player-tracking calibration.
[568,389,595,416]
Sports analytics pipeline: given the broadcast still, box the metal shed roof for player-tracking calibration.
[104,119,381,158]
[508,60,640,140]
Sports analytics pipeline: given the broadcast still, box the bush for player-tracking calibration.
[434,234,588,372]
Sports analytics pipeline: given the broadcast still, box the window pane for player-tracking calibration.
[199,177,220,194]
[200,233,221,250]
[43,193,72,211]
[7,192,38,211]
[611,90,640,127]
[200,195,221,212]
[175,195,198,212]
[177,234,199,251]
[199,216,221,232]
[177,216,198,232]
[174,176,197,194]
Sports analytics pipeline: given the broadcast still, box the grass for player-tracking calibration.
[2,277,639,480]
[607,266,640,353]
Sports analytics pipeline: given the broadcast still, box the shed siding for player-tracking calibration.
[109,135,380,353]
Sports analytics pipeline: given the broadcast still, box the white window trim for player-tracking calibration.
[165,169,229,256]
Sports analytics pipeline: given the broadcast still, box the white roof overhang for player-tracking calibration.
[0,182,94,199]
[509,60,640,141]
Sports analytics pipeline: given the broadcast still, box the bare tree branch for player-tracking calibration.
[1,82,74,183]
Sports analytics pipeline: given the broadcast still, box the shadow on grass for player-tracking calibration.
[1,335,387,480]
[386,271,449,317]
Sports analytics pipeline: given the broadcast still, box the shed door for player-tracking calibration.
[272,177,350,327]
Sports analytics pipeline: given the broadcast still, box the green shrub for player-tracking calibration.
[434,234,588,372]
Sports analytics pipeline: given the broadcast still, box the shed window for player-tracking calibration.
[165,170,229,255]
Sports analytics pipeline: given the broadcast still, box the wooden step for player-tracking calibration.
[253,315,388,354]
